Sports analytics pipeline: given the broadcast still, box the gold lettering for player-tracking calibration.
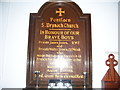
[61,69,73,72]
[38,47,81,51]
[47,69,58,72]
[49,41,68,45]
[72,41,80,45]
[50,17,71,22]
[38,48,58,51]
[47,66,56,68]
[45,30,63,35]
[44,75,54,78]
[70,31,80,35]
[39,74,44,78]
[45,35,60,39]
[38,41,49,44]
[63,31,70,35]
[36,58,54,61]
[61,35,74,40]
[40,30,44,34]
[40,30,80,36]
[37,54,81,58]
[63,75,84,79]
[41,23,44,27]
[44,23,79,28]
[38,74,83,79]
[57,45,63,47]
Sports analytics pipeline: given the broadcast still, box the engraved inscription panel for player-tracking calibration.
[27,1,92,88]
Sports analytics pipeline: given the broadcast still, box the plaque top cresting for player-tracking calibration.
[48,0,73,2]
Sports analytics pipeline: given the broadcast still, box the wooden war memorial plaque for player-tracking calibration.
[26,0,92,88]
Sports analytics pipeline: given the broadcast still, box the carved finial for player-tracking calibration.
[106,54,118,68]
[102,54,120,81]
[102,54,120,88]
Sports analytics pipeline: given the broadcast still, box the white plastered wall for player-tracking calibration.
[118,1,120,74]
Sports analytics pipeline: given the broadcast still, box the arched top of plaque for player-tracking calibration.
[49,0,72,2]
[38,0,83,17]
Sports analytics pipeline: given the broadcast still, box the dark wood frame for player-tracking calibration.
[26,1,92,88]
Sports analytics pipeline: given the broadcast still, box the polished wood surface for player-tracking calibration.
[102,54,120,88]
[26,0,92,88]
